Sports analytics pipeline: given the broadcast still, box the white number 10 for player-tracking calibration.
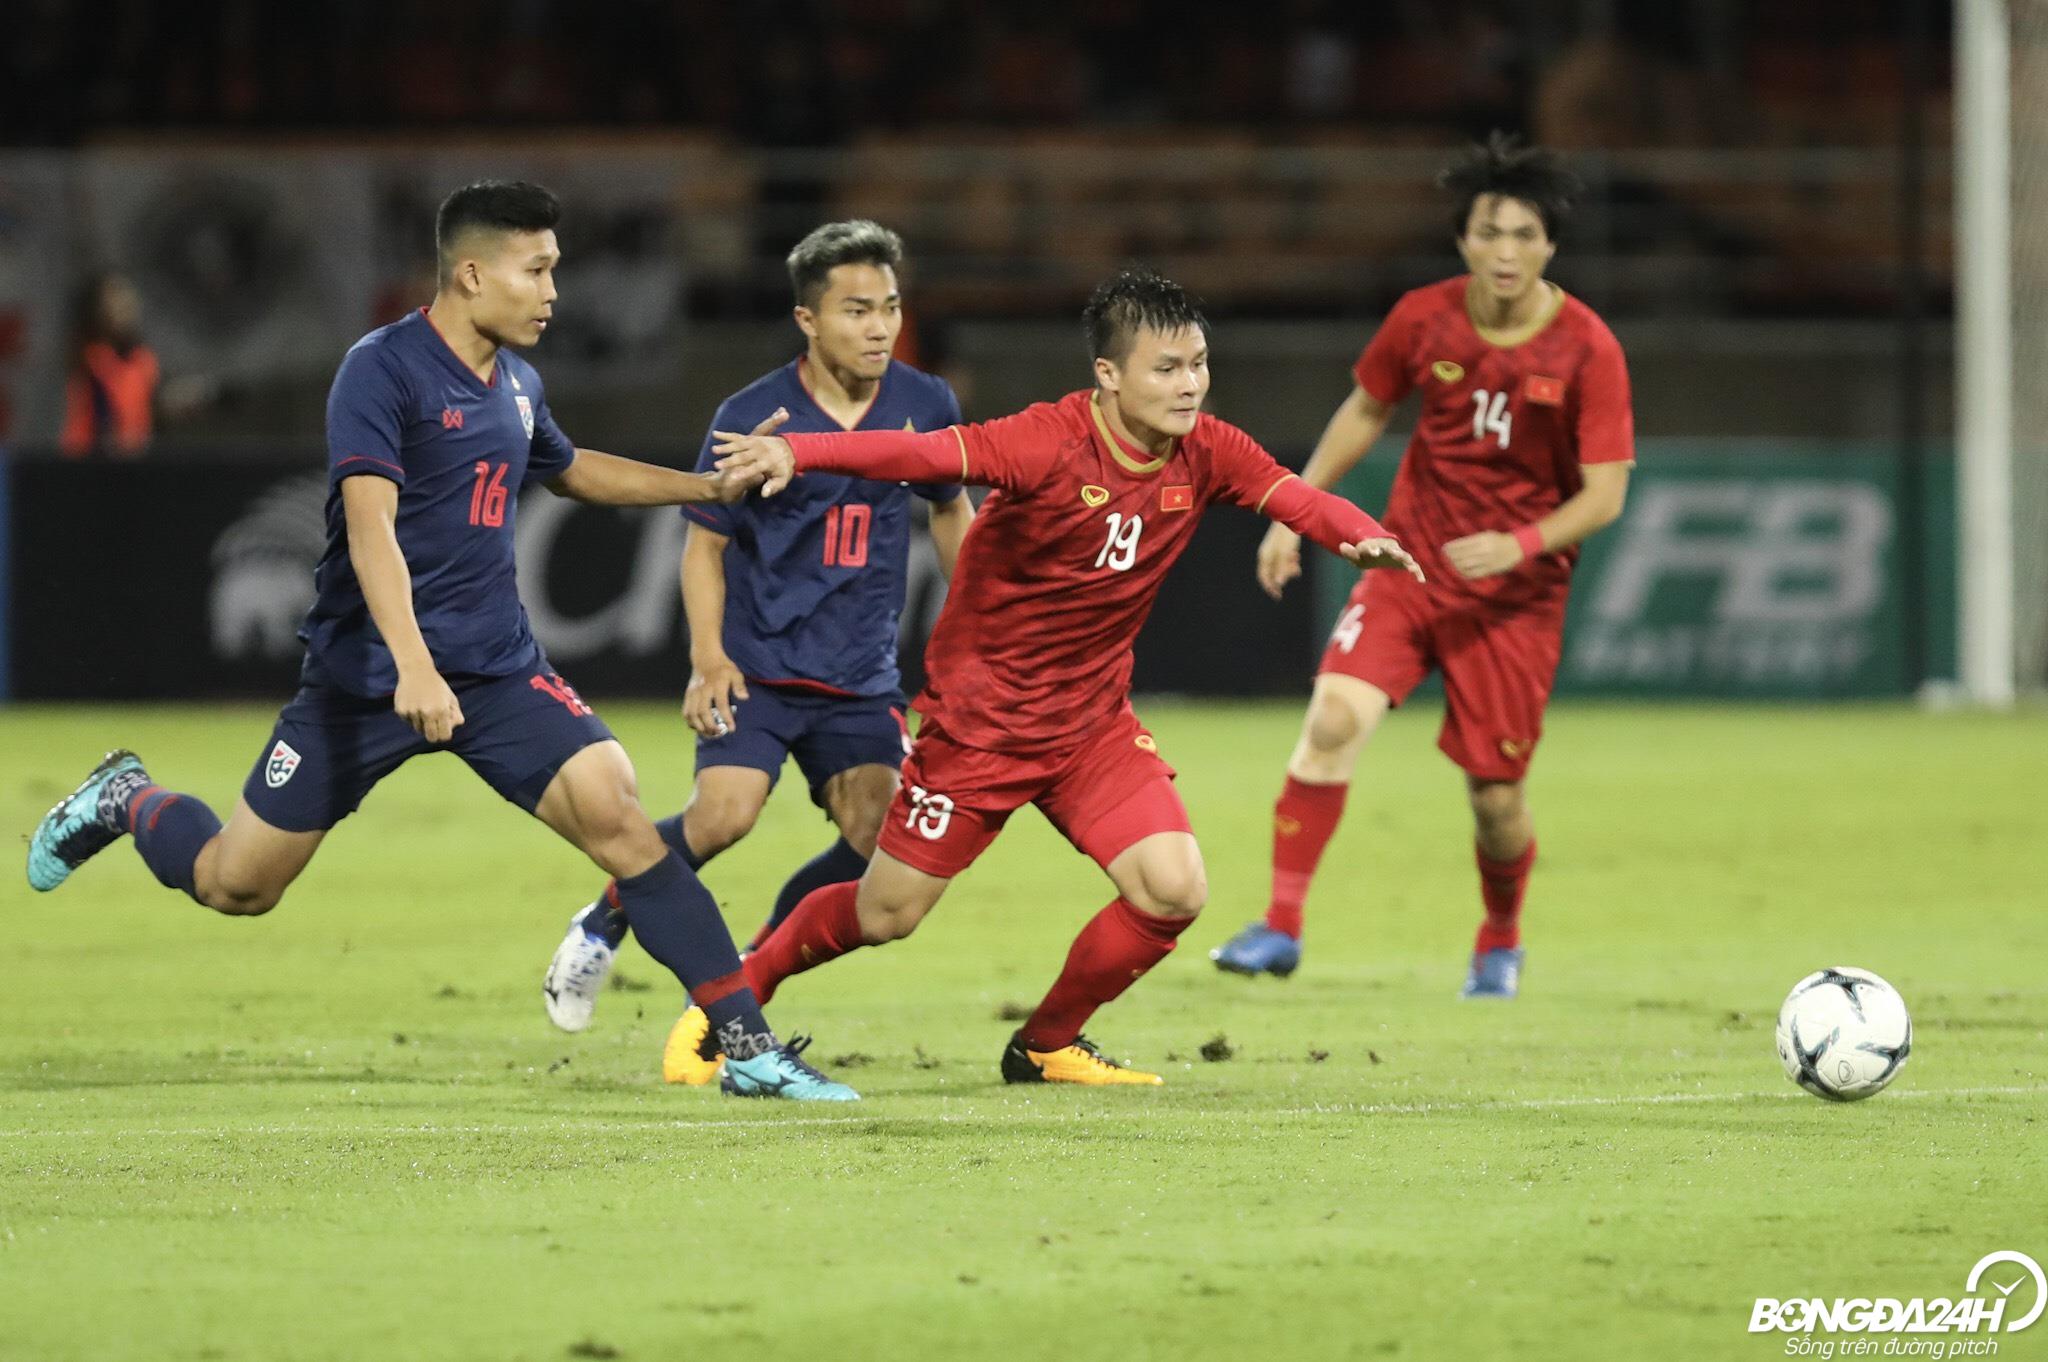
[1471,389,1511,448]
[1095,512,1144,571]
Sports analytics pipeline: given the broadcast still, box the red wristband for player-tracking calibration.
[1511,523,1546,560]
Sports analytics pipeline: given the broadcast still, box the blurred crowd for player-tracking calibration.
[4,0,1931,150]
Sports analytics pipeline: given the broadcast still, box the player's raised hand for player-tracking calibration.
[1443,530,1523,580]
[1256,522,1304,600]
[712,432,797,497]
[683,656,748,738]
[395,667,464,743]
[1341,537,1425,582]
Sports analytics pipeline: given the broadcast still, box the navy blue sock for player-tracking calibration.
[578,813,712,948]
[125,788,223,900]
[613,852,775,1059]
[755,837,868,948]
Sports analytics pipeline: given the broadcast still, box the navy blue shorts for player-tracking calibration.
[695,686,908,806]
[242,665,615,833]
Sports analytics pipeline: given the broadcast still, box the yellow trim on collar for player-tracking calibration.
[1089,396,1169,476]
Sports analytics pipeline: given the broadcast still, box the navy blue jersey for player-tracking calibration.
[684,358,962,697]
[301,308,577,696]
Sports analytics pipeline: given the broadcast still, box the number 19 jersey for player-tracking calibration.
[918,391,1352,753]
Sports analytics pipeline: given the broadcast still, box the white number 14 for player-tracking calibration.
[1471,389,1512,449]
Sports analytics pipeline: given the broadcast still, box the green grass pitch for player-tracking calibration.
[3,699,2044,1361]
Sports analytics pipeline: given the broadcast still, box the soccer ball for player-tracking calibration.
[1775,967,1913,1102]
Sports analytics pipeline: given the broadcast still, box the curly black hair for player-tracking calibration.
[1083,267,1209,364]
[1438,132,1583,241]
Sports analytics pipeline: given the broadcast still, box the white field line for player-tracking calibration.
[1,1082,2042,1142]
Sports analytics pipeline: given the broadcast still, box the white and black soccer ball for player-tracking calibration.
[1775,967,1913,1102]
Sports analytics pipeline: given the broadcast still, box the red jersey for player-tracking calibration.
[786,390,1388,752]
[1355,276,1634,606]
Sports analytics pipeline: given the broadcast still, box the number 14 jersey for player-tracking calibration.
[1356,276,1635,607]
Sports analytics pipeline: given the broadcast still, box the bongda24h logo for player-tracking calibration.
[1750,1250,2044,1356]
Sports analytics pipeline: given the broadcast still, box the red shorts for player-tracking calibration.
[876,703,1192,880]
[1318,569,1565,782]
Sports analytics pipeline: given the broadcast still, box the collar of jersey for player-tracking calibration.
[1460,279,1568,351]
[796,354,886,431]
[417,307,499,389]
[1087,393,1171,476]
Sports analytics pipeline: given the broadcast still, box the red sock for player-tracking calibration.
[1474,839,1537,953]
[1265,776,1348,939]
[742,881,865,1006]
[1018,898,1191,1053]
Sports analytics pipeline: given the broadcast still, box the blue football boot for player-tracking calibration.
[719,1037,860,1101]
[27,750,151,892]
[1460,946,1524,999]
[1209,921,1302,978]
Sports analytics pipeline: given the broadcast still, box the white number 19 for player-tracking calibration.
[1095,512,1144,571]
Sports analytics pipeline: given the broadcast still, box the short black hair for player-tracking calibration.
[1439,132,1582,241]
[435,180,561,279]
[1083,267,1208,365]
[787,220,905,309]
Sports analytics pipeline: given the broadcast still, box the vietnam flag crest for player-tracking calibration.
[1522,374,1566,407]
[1161,484,1194,513]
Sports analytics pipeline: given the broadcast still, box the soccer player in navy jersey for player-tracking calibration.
[541,221,976,1049]
[26,181,857,1101]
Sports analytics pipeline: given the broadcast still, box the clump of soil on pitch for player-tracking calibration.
[994,1001,1032,1021]
[607,971,653,993]
[1198,1033,1234,1062]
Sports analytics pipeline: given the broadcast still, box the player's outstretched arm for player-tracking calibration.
[1443,461,1630,580]
[1220,431,1424,583]
[339,475,464,742]
[546,449,756,506]
[712,426,981,497]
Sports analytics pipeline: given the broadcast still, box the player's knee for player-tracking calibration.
[583,801,667,876]
[858,896,926,944]
[1304,694,1362,755]
[835,804,886,860]
[206,881,284,916]
[1134,861,1207,920]
[688,798,761,856]
[1467,780,1524,831]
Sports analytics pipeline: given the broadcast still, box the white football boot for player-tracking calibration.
[542,907,617,1032]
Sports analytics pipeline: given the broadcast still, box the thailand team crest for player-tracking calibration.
[264,739,301,789]
[514,394,534,438]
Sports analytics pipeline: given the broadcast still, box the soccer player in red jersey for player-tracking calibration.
[670,269,1423,1085]
[1211,135,1634,997]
